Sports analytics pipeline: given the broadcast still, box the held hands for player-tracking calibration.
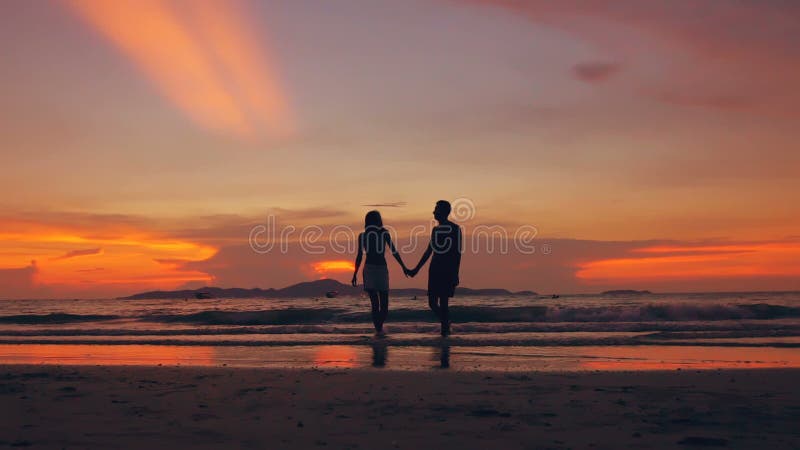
[404,267,419,278]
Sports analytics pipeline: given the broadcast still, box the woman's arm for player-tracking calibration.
[352,233,363,286]
[385,232,408,276]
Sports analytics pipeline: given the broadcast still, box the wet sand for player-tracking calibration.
[2,343,800,371]
[1,365,799,449]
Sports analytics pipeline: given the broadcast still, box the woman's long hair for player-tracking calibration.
[364,210,383,230]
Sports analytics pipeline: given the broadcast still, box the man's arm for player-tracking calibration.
[412,234,434,276]
[454,226,462,285]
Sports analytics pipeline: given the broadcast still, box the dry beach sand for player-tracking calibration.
[1,365,799,449]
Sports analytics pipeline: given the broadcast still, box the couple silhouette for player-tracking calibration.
[352,200,462,337]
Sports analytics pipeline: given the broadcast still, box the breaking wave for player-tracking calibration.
[2,303,799,327]
[0,313,120,324]
[139,303,800,325]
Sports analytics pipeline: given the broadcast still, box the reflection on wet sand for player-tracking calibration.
[576,345,800,370]
[0,344,215,366]
[1,344,799,371]
[371,341,387,367]
[438,343,450,369]
[312,345,358,368]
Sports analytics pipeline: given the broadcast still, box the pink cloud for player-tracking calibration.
[653,91,752,111]
[459,0,800,115]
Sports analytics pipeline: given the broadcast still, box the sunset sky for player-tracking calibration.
[1,0,799,298]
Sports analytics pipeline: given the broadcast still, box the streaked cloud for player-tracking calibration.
[153,258,194,266]
[576,241,800,282]
[66,0,292,138]
[573,61,621,83]
[269,207,351,222]
[362,202,408,208]
[654,91,752,111]
[51,247,103,261]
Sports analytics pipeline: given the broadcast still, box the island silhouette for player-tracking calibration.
[119,278,539,300]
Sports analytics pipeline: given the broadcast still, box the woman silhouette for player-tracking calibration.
[352,210,408,336]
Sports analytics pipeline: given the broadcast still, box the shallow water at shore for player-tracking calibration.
[2,292,800,345]
[3,292,800,372]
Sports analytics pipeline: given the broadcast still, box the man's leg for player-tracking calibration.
[440,296,450,336]
[428,294,441,322]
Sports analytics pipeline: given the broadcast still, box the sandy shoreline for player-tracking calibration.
[1,365,798,449]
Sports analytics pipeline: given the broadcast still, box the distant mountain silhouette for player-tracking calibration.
[118,279,537,300]
[514,290,537,296]
[601,289,653,296]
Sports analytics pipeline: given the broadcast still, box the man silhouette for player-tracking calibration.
[407,200,462,336]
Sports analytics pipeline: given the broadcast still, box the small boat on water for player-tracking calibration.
[325,291,338,298]
[194,292,213,299]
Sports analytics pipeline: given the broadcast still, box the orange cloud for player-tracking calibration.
[66,0,292,138]
[576,241,800,283]
[311,260,356,276]
[0,218,216,297]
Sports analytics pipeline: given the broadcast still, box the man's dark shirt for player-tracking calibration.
[429,221,461,285]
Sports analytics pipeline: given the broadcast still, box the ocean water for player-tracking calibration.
[1,292,799,370]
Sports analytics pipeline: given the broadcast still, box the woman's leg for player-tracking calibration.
[378,291,389,331]
[367,290,381,332]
